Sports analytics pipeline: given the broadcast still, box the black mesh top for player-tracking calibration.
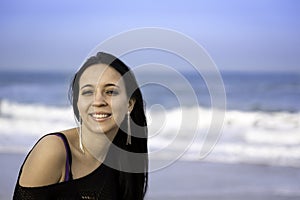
[13,133,120,200]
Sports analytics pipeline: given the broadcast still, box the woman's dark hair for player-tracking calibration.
[69,52,148,199]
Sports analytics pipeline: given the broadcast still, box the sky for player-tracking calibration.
[0,0,299,72]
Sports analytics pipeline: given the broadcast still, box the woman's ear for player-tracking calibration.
[128,98,136,112]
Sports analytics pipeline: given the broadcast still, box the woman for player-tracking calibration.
[13,52,148,199]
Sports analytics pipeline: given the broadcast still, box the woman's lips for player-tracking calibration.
[90,112,112,122]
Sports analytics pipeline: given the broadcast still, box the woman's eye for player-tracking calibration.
[82,90,93,95]
[106,90,119,96]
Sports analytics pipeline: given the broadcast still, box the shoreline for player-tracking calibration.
[1,152,300,200]
[147,159,300,200]
[0,153,25,200]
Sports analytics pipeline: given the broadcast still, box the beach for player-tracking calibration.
[1,153,300,200]
[147,160,300,200]
[0,153,24,200]
[0,71,299,199]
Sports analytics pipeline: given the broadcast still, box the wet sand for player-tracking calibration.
[1,153,300,200]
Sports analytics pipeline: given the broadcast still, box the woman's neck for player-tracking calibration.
[80,125,117,163]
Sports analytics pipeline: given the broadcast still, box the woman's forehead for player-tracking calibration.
[79,64,124,86]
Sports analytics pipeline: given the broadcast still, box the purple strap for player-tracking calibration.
[53,133,72,182]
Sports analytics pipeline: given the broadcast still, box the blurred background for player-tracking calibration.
[0,0,299,72]
[0,0,300,199]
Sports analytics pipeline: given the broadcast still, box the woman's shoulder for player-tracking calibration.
[18,132,70,187]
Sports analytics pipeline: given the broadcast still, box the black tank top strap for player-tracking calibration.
[13,132,119,199]
[48,132,73,181]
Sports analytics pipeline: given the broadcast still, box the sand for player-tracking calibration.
[1,153,300,200]
[146,160,300,200]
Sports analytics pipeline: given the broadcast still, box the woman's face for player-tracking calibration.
[77,64,134,136]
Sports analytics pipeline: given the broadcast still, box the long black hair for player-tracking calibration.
[69,52,148,199]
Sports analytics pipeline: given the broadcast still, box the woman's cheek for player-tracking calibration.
[77,96,92,114]
[111,98,128,125]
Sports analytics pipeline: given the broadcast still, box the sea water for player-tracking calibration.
[0,70,299,168]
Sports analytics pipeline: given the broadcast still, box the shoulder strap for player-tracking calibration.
[50,132,73,181]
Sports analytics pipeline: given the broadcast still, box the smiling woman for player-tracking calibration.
[13,52,148,200]
[77,64,132,141]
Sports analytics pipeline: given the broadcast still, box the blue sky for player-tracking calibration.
[0,0,299,72]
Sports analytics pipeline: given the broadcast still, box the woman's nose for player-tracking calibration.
[92,91,107,106]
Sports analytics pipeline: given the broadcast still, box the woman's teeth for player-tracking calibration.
[92,113,111,119]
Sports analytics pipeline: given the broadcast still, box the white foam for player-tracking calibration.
[147,107,300,167]
[1,100,300,167]
[0,100,76,151]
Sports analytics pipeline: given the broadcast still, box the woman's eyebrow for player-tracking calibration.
[80,84,94,90]
[104,83,120,88]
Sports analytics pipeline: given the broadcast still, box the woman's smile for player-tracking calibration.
[77,64,130,135]
[90,112,112,122]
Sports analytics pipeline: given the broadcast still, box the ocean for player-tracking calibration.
[0,70,299,168]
